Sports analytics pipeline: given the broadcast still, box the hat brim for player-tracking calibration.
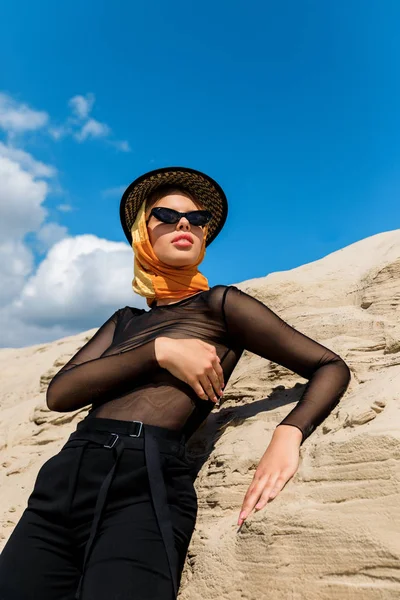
[120,166,228,247]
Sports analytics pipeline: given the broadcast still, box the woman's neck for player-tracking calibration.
[154,299,180,307]
[153,290,203,308]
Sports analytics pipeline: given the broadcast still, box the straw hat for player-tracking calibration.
[119,166,228,247]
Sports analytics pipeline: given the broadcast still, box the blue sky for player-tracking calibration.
[1,1,399,347]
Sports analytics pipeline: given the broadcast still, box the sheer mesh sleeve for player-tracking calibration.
[222,286,351,444]
[46,309,159,412]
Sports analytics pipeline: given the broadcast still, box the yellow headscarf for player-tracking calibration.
[131,200,210,308]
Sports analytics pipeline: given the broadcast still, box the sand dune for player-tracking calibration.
[1,229,400,599]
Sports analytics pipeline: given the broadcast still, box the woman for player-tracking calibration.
[0,166,351,600]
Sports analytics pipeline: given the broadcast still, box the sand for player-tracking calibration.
[1,229,399,599]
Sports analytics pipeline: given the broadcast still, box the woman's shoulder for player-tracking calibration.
[207,283,241,298]
[111,305,146,325]
[204,284,240,313]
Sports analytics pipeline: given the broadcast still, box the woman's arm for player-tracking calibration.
[46,309,159,412]
[221,285,351,445]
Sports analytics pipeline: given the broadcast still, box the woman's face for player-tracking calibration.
[146,193,206,267]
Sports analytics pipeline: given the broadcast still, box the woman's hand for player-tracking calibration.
[155,337,225,403]
[237,425,302,528]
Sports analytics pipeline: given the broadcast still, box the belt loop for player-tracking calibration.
[104,433,119,448]
[129,421,143,438]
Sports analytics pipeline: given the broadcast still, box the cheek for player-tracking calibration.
[148,227,169,252]
[147,225,160,246]
[147,227,155,245]
[195,231,205,248]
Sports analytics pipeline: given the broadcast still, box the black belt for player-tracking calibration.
[65,418,186,600]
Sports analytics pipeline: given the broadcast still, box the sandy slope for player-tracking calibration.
[1,229,399,599]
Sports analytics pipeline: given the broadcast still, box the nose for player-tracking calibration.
[176,217,191,231]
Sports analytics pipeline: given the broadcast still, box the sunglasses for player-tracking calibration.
[147,207,213,227]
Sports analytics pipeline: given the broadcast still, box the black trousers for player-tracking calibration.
[0,417,198,600]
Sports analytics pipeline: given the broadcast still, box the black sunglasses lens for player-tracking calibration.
[151,207,212,226]
[152,208,177,223]
[187,210,212,226]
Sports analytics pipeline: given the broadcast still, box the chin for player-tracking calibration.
[158,250,199,267]
[162,256,197,267]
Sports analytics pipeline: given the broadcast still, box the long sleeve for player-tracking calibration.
[221,286,351,445]
[46,309,159,412]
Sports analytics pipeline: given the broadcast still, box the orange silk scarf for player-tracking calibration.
[131,200,210,308]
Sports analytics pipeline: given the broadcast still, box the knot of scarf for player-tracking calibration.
[131,200,210,308]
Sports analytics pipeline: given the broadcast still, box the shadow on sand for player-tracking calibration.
[186,381,307,479]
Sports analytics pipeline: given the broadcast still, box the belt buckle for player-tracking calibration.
[104,433,119,448]
[129,421,143,438]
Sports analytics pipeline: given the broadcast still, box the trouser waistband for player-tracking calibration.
[75,416,186,443]
[66,417,184,600]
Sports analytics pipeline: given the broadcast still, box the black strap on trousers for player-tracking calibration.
[66,419,185,600]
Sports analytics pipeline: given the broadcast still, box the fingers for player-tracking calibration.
[195,345,224,402]
[199,344,225,389]
[191,380,209,401]
[213,356,225,391]
[253,474,283,509]
[237,473,289,526]
[237,477,268,525]
[206,358,224,398]
[186,341,225,403]
[198,373,221,402]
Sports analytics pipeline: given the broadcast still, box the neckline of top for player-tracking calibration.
[150,289,208,310]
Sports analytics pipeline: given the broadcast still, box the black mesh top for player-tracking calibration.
[46,285,351,444]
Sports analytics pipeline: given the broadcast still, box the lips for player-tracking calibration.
[171,234,193,244]
[172,239,193,247]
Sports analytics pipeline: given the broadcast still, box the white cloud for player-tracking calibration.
[0,307,70,349]
[69,93,95,119]
[0,150,142,344]
[0,240,34,307]
[0,141,56,178]
[0,91,138,346]
[49,92,130,151]
[0,154,48,240]
[0,92,48,134]
[75,118,111,142]
[13,235,140,330]
[0,131,70,321]
[57,203,73,212]
[35,223,69,252]
[0,90,131,154]
[0,146,61,313]
[48,125,69,140]
[110,139,131,152]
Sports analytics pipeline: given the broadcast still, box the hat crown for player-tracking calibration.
[120,166,228,248]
